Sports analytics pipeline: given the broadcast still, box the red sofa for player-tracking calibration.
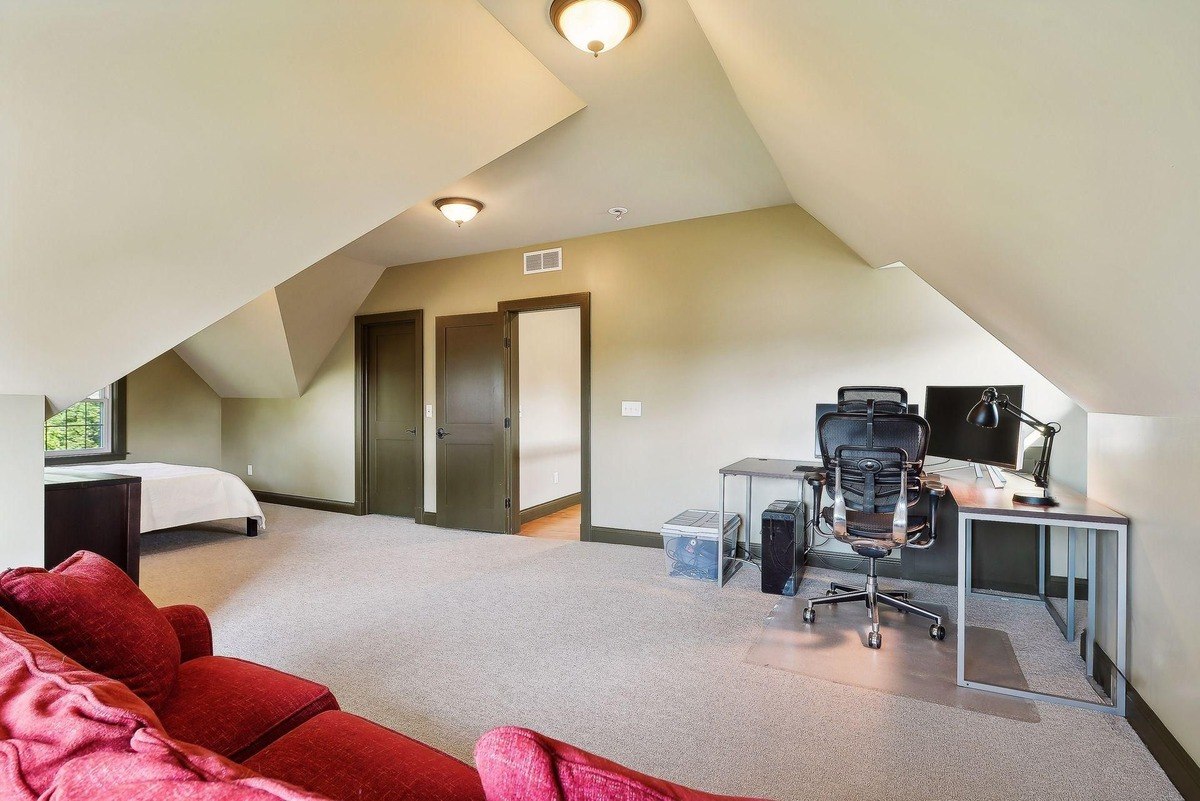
[0,552,770,801]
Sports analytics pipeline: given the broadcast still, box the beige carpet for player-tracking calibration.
[140,505,1179,801]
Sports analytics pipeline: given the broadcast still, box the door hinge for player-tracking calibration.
[504,337,511,348]
[504,417,511,429]
[505,498,512,509]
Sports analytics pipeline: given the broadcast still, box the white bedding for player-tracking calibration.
[50,463,266,534]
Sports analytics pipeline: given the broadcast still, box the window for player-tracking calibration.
[44,379,126,464]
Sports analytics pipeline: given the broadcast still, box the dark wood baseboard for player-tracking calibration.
[419,511,438,526]
[253,491,358,516]
[519,492,581,524]
[1090,642,1200,799]
[589,526,660,548]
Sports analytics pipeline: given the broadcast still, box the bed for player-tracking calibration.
[51,462,266,536]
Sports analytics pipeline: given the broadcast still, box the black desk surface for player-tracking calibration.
[720,457,823,479]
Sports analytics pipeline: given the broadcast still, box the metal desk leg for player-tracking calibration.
[957,515,969,686]
[718,473,726,586]
[965,519,973,594]
[745,475,753,561]
[1087,529,1097,677]
[1066,527,1077,641]
[1116,524,1129,716]
[1038,525,1046,597]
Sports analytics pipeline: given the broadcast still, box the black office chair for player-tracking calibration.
[803,401,946,649]
[836,386,909,415]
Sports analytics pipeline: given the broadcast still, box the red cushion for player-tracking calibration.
[158,656,339,762]
[0,624,162,799]
[161,604,215,662]
[0,606,24,631]
[244,711,485,801]
[0,551,181,710]
[49,726,328,801]
[474,727,773,801]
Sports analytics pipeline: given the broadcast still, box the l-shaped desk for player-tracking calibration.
[718,458,1129,716]
[934,472,1128,715]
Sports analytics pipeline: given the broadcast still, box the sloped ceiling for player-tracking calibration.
[276,254,386,394]
[177,253,384,397]
[1,0,583,410]
[687,1,1200,416]
[339,0,790,267]
[175,291,296,398]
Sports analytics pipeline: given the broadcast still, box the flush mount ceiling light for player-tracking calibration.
[550,0,643,57]
[434,197,483,227]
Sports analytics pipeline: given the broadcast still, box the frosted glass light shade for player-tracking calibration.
[551,0,642,57]
[434,197,483,227]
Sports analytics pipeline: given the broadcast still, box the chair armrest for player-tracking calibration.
[160,604,213,661]
[922,476,946,496]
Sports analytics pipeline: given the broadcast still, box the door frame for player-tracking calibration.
[354,309,424,517]
[498,292,592,540]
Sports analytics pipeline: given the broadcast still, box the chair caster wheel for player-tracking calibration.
[867,631,882,649]
[824,590,838,601]
[930,624,946,641]
[803,607,816,624]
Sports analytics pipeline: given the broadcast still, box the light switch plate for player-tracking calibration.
[426,404,433,418]
[621,401,642,417]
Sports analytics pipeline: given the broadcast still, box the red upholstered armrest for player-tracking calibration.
[160,604,213,661]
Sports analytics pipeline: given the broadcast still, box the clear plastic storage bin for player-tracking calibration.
[660,510,740,582]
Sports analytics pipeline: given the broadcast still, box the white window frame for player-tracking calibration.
[44,385,115,459]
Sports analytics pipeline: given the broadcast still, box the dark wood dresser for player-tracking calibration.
[44,470,142,582]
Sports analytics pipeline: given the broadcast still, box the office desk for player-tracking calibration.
[718,458,820,586]
[937,473,1128,715]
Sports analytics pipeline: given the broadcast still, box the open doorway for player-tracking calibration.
[513,307,582,540]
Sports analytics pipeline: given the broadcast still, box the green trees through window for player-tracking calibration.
[45,389,108,453]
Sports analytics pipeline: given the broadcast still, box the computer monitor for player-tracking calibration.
[813,401,918,459]
[923,385,1024,469]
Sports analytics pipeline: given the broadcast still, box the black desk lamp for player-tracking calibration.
[967,387,1061,506]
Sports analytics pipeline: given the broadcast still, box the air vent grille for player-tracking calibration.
[524,248,563,275]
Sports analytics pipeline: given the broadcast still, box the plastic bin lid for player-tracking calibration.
[660,509,740,539]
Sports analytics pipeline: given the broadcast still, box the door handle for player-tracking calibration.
[436,427,450,439]
[406,428,417,434]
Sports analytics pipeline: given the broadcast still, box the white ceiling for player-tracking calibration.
[337,0,791,268]
[176,253,385,398]
[175,291,296,398]
[687,0,1200,415]
[2,0,582,409]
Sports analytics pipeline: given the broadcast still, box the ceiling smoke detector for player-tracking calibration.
[608,207,629,221]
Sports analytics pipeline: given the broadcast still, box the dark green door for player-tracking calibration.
[367,320,420,517]
[435,312,506,532]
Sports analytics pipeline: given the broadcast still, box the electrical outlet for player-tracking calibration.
[621,401,642,417]
[247,464,253,476]
[553,471,559,484]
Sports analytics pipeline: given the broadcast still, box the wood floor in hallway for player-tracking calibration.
[519,503,580,540]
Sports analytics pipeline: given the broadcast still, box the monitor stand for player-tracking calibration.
[974,463,1007,489]
[935,462,1007,489]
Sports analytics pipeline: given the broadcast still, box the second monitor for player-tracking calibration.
[924,385,1024,468]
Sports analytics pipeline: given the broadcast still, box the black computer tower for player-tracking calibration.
[761,500,804,595]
